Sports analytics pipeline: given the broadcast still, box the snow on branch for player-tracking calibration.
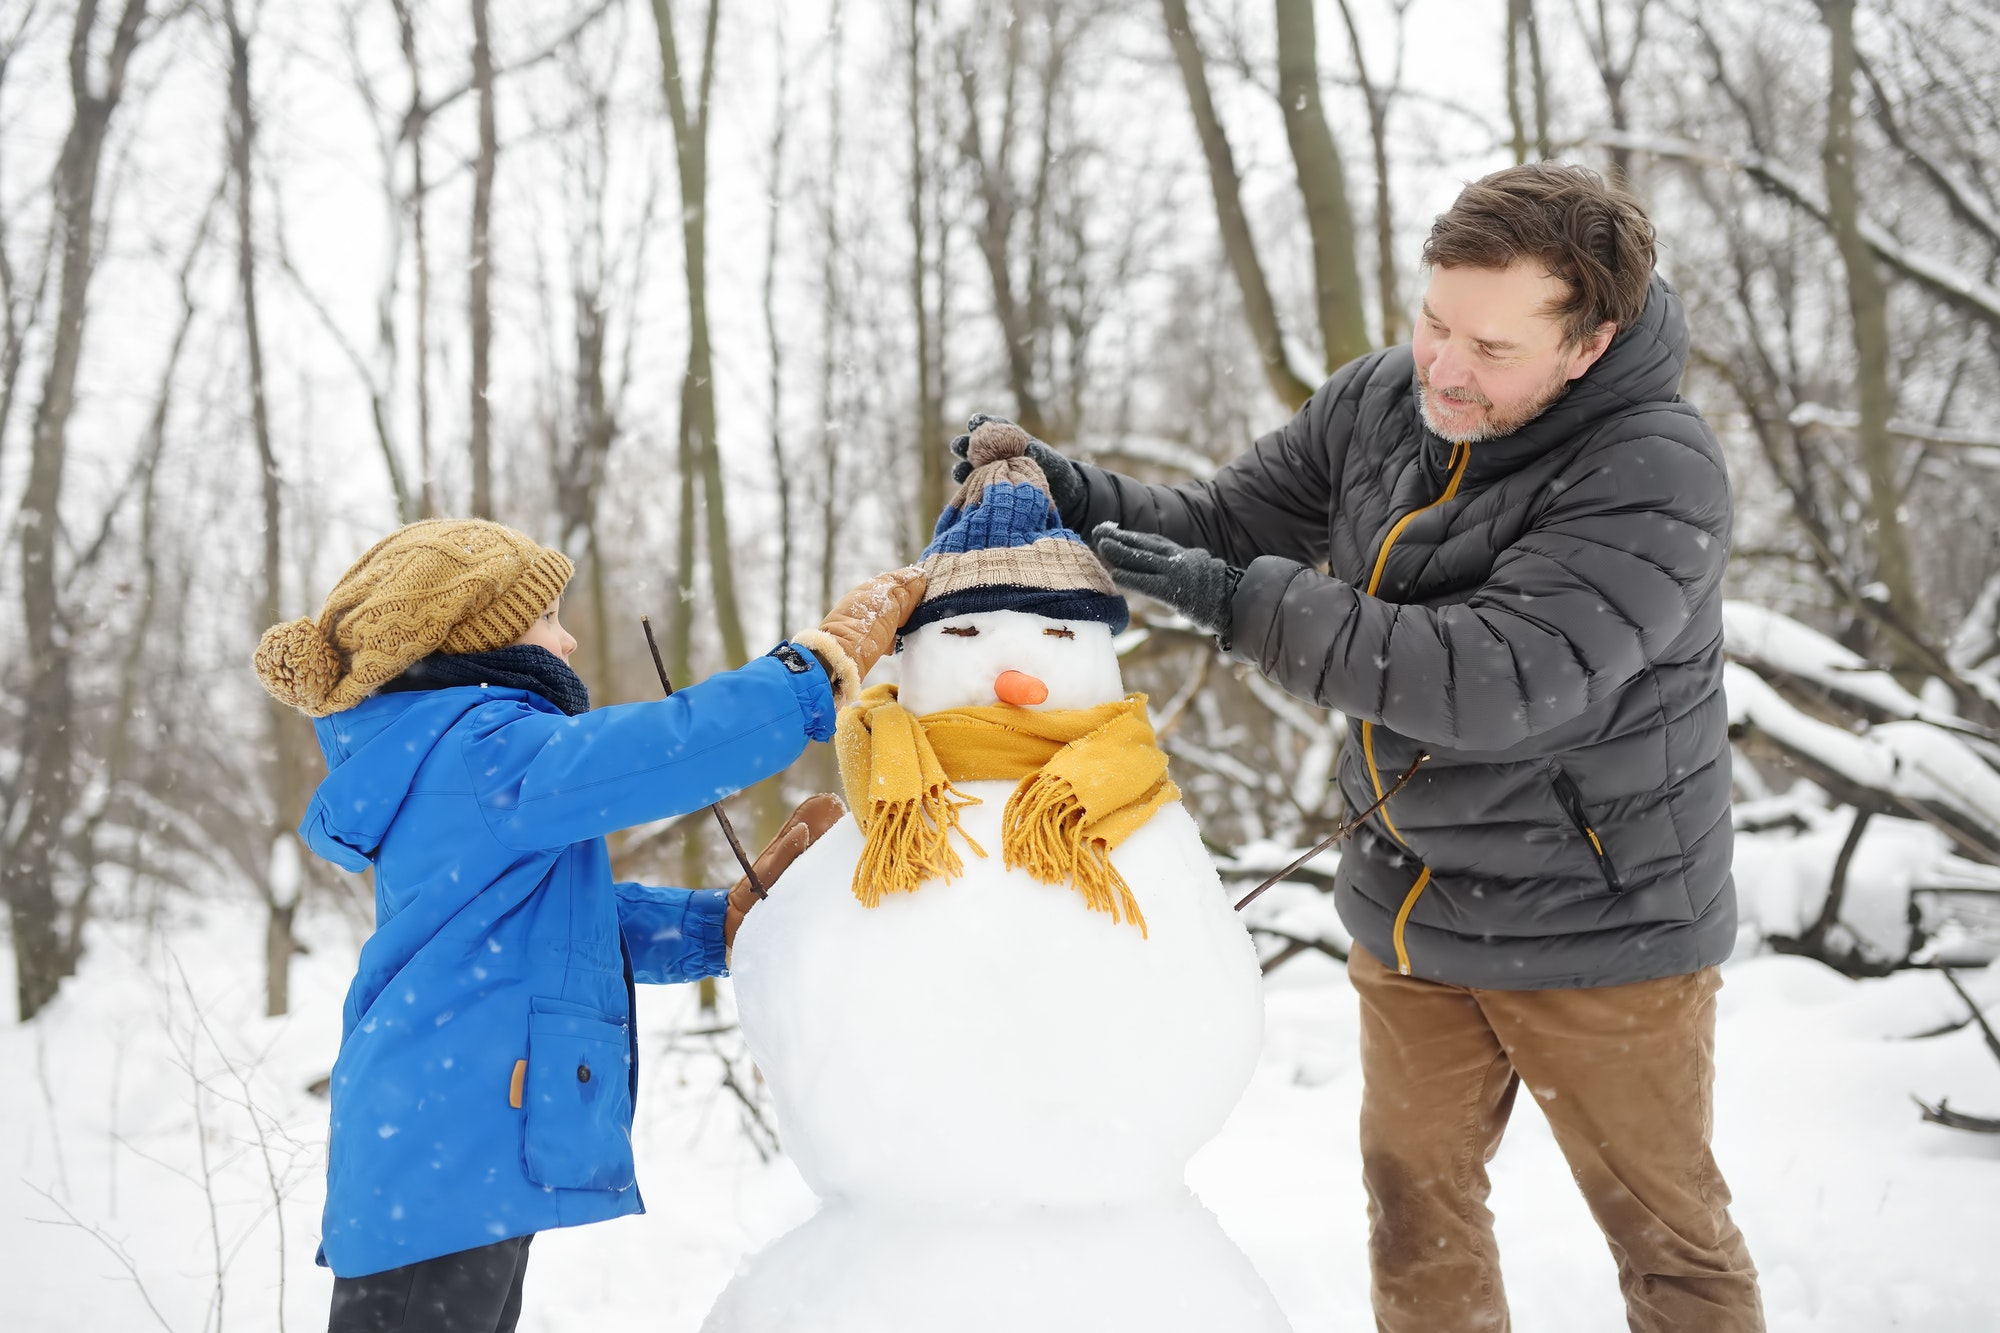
[1590,129,2000,331]
[1726,662,2000,843]
[1789,403,2000,454]
[1722,601,1985,735]
[1073,434,1220,479]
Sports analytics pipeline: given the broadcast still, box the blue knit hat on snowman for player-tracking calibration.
[903,422,1129,637]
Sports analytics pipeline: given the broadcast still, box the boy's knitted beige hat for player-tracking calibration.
[254,519,574,718]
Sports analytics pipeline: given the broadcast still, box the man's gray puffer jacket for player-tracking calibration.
[1072,275,1733,990]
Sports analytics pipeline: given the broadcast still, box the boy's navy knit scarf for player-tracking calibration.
[379,645,591,716]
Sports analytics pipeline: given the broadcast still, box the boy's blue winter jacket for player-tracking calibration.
[303,651,835,1278]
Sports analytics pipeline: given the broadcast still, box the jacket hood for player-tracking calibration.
[302,687,542,871]
[1428,272,1691,485]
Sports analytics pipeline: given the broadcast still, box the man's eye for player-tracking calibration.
[942,625,980,637]
[1043,626,1075,639]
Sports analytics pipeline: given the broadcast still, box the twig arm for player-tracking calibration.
[1233,752,1430,912]
[640,616,766,896]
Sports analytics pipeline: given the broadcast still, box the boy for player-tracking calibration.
[253,518,921,1333]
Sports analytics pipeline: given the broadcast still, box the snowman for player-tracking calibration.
[704,425,1289,1333]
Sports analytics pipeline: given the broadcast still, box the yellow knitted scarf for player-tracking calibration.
[834,684,1179,936]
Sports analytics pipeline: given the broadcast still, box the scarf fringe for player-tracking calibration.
[852,782,986,906]
[1003,770,1150,938]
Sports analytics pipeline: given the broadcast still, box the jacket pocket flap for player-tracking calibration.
[529,994,620,1024]
[521,1000,634,1192]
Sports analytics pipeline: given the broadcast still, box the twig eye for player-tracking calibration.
[942,625,980,637]
[1042,626,1075,639]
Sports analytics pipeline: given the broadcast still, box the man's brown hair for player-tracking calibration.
[1421,162,1656,346]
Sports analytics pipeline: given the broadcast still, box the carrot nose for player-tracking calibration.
[994,669,1049,707]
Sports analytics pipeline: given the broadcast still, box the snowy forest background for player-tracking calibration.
[4,0,2000,1329]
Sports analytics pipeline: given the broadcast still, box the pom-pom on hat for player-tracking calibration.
[905,421,1127,637]
[253,518,574,718]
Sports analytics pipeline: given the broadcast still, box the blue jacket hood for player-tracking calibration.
[302,689,510,871]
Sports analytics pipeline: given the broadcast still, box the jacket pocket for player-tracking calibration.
[521,997,635,1191]
[1550,769,1623,893]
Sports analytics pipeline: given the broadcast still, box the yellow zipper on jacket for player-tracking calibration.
[1391,868,1433,975]
[1363,438,1468,975]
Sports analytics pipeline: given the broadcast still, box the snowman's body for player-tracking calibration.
[705,611,1289,1332]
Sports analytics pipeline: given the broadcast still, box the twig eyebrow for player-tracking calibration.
[942,625,980,637]
[1042,626,1075,638]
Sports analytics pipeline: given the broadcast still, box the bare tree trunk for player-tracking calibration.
[1335,0,1409,345]
[1506,0,1528,164]
[817,0,845,615]
[392,0,436,517]
[908,0,944,554]
[1525,0,1550,160]
[955,6,1047,438]
[224,0,308,1016]
[1158,0,1313,411]
[67,171,223,968]
[1020,10,1065,435]
[763,10,794,638]
[549,158,619,701]
[653,0,750,668]
[1822,0,1919,667]
[469,0,495,517]
[1575,0,1649,183]
[1273,0,1370,369]
[6,0,151,1022]
[326,3,417,523]
[672,424,698,681]
[0,6,52,485]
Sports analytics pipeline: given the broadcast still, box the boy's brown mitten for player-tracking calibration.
[724,793,847,950]
[790,567,928,705]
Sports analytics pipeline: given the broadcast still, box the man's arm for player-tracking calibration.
[1068,356,1376,570]
[1229,425,1731,751]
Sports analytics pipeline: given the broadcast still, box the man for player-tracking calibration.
[952,163,1762,1332]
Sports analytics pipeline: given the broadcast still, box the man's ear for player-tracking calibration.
[1565,321,1617,381]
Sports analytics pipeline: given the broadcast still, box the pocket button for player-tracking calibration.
[577,1063,591,1083]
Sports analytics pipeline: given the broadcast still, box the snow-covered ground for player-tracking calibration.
[4,896,1999,1332]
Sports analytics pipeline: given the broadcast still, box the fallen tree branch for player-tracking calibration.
[1912,969,2000,1133]
[1941,967,2000,1064]
[1915,1096,2000,1134]
[1252,926,1349,974]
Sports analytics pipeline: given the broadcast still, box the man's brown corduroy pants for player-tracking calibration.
[1349,943,1765,1333]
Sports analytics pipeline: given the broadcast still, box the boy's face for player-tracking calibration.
[513,596,578,663]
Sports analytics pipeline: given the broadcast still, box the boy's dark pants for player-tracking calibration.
[328,1234,533,1333]
[1349,944,1764,1333]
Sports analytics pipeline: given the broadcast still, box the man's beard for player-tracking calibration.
[1416,361,1572,443]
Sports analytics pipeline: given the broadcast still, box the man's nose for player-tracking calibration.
[1427,343,1473,389]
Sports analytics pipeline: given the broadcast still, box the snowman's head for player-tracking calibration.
[896,421,1130,714]
[897,609,1124,714]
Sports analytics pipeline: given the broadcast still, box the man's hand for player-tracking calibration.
[1090,524,1243,641]
[950,413,1086,522]
[725,793,846,950]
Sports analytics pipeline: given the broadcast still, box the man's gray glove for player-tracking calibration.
[950,413,1086,523]
[1090,523,1243,642]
